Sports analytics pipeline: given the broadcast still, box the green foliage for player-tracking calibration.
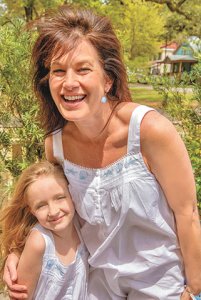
[103,0,164,69]
[0,20,45,197]
[0,0,63,23]
[144,0,201,39]
[149,67,201,207]
[0,0,103,24]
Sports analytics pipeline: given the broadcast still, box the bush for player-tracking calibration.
[0,20,45,202]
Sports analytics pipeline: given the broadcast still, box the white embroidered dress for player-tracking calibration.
[53,105,184,300]
[32,217,89,300]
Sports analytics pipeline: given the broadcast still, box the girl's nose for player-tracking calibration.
[48,203,60,217]
[62,70,80,90]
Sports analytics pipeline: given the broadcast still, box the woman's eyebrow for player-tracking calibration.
[75,59,94,66]
[51,61,63,67]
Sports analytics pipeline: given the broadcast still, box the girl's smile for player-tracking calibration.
[48,213,67,223]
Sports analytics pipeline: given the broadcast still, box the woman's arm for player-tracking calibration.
[3,253,27,300]
[17,230,45,300]
[141,111,201,296]
[45,135,58,162]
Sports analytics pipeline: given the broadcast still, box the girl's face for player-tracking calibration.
[27,175,75,235]
[49,40,113,124]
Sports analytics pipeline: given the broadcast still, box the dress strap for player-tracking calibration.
[52,129,64,165]
[127,105,155,154]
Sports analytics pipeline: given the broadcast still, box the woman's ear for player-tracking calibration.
[105,76,114,93]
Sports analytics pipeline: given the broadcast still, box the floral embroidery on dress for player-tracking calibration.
[65,168,78,176]
[115,162,123,174]
[55,265,65,276]
[76,244,88,261]
[46,260,65,276]
[79,170,88,180]
[124,158,137,169]
[46,259,55,269]
[103,168,113,178]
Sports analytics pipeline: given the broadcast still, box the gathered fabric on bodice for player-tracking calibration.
[32,218,89,300]
[53,105,184,299]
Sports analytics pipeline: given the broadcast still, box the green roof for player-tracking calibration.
[164,55,197,63]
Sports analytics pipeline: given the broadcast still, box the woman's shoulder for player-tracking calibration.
[116,103,177,148]
[140,108,177,145]
[115,102,140,125]
[140,109,184,172]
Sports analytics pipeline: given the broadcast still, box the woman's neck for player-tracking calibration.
[68,101,119,143]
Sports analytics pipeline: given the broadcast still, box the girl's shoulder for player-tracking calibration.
[26,229,46,255]
[17,228,46,299]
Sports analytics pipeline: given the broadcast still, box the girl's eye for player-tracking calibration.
[37,204,45,209]
[58,196,65,200]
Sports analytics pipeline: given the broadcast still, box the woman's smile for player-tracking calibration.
[61,94,86,107]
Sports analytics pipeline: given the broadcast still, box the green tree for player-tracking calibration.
[104,0,165,69]
[0,0,63,22]
[0,20,45,199]
[0,0,103,23]
[144,0,201,39]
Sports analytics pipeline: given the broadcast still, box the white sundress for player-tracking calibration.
[32,217,89,300]
[53,105,185,300]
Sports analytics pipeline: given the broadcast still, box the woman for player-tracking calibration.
[3,6,201,300]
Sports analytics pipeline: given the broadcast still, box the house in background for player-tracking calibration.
[150,42,178,75]
[151,37,200,78]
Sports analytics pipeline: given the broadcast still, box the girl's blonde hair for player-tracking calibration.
[0,161,67,282]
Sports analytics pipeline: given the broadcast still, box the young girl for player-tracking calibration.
[0,161,89,300]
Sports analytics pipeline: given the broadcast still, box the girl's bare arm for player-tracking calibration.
[17,230,45,300]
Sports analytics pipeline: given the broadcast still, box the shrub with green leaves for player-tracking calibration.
[0,20,45,201]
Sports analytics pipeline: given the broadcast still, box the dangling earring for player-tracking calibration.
[101,93,107,103]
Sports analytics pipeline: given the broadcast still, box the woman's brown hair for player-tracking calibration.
[0,161,68,284]
[32,6,132,136]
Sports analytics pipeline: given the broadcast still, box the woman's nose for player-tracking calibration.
[62,70,80,90]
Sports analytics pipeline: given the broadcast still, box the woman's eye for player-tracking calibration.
[54,69,65,73]
[77,68,91,74]
[58,196,65,200]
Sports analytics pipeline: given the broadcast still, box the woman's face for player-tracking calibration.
[49,40,113,123]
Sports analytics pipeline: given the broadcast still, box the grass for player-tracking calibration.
[129,87,163,109]
[129,86,194,109]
